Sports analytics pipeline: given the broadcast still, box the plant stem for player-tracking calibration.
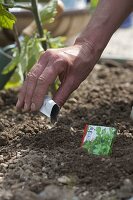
[13,24,21,52]
[31,0,47,50]
[0,49,13,59]
[13,5,32,11]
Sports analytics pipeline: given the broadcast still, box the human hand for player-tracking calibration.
[16,42,100,112]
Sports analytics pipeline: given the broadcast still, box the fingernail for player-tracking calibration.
[24,103,28,112]
[31,103,36,111]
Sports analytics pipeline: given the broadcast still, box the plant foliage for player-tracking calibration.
[0,3,16,29]
[40,0,57,25]
[3,31,65,89]
[0,0,65,89]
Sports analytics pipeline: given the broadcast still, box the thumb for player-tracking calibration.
[53,78,75,107]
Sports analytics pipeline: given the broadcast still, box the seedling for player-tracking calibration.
[0,0,65,91]
[81,125,117,156]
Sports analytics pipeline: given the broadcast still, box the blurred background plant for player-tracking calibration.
[0,0,65,91]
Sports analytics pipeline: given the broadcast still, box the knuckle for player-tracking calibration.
[39,51,45,57]
[47,67,55,77]
[45,49,53,57]
[52,54,61,61]
[26,72,37,81]
[38,76,46,84]
[55,57,67,66]
[38,72,53,85]
[32,63,42,70]
[45,50,63,62]
[54,58,68,73]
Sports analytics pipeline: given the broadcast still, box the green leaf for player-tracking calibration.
[101,128,106,135]
[0,4,16,29]
[5,66,23,89]
[49,36,66,48]
[2,58,17,74]
[2,48,19,74]
[1,0,14,8]
[19,39,28,73]
[3,35,43,89]
[45,30,65,49]
[26,36,43,72]
[96,127,101,135]
[54,78,60,91]
[40,0,58,25]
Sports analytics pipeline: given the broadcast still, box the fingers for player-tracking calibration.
[16,52,48,111]
[22,54,67,112]
[23,62,47,112]
[16,80,28,110]
[53,77,79,107]
[16,49,71,112]
[22,72,38,112]
[30,64,59,111]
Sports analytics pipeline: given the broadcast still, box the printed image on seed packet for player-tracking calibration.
[81,125,117,156]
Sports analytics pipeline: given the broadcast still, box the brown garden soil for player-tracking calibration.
[0,62,133,200]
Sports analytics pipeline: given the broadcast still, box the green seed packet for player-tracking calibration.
[81,125,117,156]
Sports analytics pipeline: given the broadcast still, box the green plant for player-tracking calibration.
[0,0,65,90]
[90,0,99,8]
[0,2,16,29]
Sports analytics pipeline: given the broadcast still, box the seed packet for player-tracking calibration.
[81,125,117,156]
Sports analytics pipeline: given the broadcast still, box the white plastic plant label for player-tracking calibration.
[40,96,60,123]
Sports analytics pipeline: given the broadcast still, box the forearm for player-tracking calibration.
[75,0,133,54]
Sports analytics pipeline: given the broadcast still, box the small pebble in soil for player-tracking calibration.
[57,175,71,184]
[117,179,133,199]
[0,155,4,163]
[68,98,77,104]
[0,63,133,200]
[0,176,4,183]
[0,163,8,169]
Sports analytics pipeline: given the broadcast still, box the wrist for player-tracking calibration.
[75,0,133,58]
[75,18,112,57]
[74,32,104,66]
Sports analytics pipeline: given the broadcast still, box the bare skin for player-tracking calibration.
[16,0,133,112]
